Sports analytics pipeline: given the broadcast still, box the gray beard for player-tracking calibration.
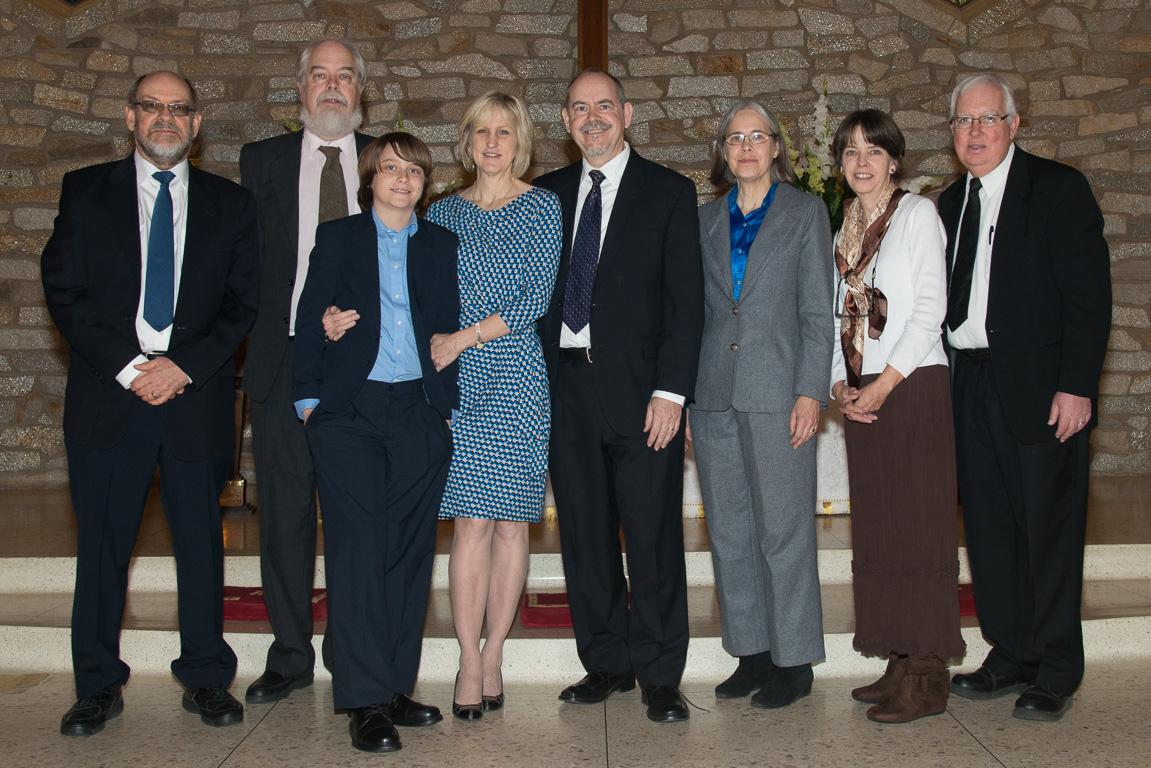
[300,106,362,141]
[135,125,193,167]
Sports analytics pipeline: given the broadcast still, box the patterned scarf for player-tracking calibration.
[834,185,906,388]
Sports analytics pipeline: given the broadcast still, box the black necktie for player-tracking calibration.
[563,170,606,333]
[946,177,983,332]
[318,146,347,224]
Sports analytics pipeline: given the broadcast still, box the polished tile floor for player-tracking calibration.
[3,665,1149,767]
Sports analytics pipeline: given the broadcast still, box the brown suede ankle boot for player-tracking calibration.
[866,656,949,724]
[852,654,908,704]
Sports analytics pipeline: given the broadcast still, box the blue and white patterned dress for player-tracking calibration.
[426,186,562,521]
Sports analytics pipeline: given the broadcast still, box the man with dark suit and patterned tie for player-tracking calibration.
[239,38,373,704]
[535,69,704,724]
[42,71,259,736]
[940,73,1111,722]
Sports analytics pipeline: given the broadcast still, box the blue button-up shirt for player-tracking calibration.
[728,183,777,302]
[368,210,422,383]
[294,211,421,419]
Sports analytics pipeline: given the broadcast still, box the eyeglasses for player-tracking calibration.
[724,131,775,145]
[133,101,196,118]
[949,114,1009,130]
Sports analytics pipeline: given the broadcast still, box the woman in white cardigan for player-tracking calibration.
[829,110,964,724]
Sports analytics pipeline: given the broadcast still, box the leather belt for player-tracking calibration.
[955,347,990,362]
[559,347,593,364]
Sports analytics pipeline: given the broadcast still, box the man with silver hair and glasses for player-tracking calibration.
[939,72,1111,721]
[239,39,376,705]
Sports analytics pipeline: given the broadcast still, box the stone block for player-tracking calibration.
[1085,171,1148,192]
[1079,113,1138,136]
[868,67,930,96]
[667,75,738,98]
[0,58,55,81]
[0,452,40,472]
[476,33,527,57]
[1085,10,1133,34]
[773,30,806,48]
[0,170,35,188]
[12,207,56,231]
[1119,34,1151,53]
[1100,374,1132,395]
[663,98,713,120]
[0,126,45,148]
[664,35,710,54]
[1057,137,1106,158]
[1114,306,1151,329]
[0,376,34,397]
[493,15,570,36]
[1104,351,1151,372]
[90,97,128,120]
[201,34,251,55]
[1101,193,1151,216]
[252,22,327,42]
[807,35,867,55]
[821,74,866,95]
[743,71,809,96]
[614,13,646,33]
[420,54,513,80]
[408,78,466,100]
[0,425,63,454]
[1028,80,1062,102]
[650,14,681,46]
[857,15,900,39]
[513,59,559,79]
[85,51,130,73]
[749,49,809,70]
[683,9,724,29]
[1133,377,1151,396]
[713,32,770,51]
[630,101,666,123]
[1104,215,1127,236]
[629,55,693,77]
[797,8,853,35]
[609,34,657,56]
[50,117,110,136]
[869,33,909,58]
[1082,52,1149,76]
[31,84,88,114]
[958,51,1013,70]
[1029,100,1093,117]
[883,0,956,35]
[8,109,52,127]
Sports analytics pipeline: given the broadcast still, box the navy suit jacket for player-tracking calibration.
[41,155,260,460]
[292,212,461,420]
[239,130,373,402]
[534,151,704,436]
[939,147,1111,444]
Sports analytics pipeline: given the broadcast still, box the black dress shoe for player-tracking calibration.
[389,692,442,727]
[751,663,813,709]
[349,703,402,752]
[1013,686,1073,722]
[641,686,689,723]
[60,683,123,736]
[950,666,1028,701]
[182,687,244,727]
[244,670,313,703]
[558,671,637,704]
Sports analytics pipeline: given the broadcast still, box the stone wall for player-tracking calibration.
[0,0,1148,487]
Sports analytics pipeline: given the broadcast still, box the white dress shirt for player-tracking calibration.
[291,129,360,334]
[830,193,950,394]
[115,152,191,389]
[560,145,683,406]
[947,143,1015,350]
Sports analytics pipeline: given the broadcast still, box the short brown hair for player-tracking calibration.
[357,132,434,212]
[709,100,795,189]
[457,92,534,179]
[831,109,906,181]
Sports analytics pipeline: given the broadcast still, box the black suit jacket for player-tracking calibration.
[535,151,704,436]
[939,147,1111,444]
[239,130,373,402]
[292,212,461,420]
[41,155,260,460]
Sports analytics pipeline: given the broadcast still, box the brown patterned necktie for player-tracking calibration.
[318,145,347,224]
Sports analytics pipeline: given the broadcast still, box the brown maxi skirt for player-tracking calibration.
[844,363,966,660]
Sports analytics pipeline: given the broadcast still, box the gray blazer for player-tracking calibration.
[693,183,835,414]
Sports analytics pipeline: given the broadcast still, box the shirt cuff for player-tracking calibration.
[295,398,320,420]
[450,408,459,428]
[115,355,150,390]
[651,390,686,407]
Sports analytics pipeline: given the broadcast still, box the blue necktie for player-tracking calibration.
[143,170,176,332]
[563,169,605,333]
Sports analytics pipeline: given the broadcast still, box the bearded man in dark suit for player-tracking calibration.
[940,72,1111,722]
[42,71,259,735]
[238,38,372,704]
[535,69,704,724]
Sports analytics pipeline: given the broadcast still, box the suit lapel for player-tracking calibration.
[105,157,142,296]
[988,147,1031,298]
[701,199,734,298]
[738,185,798,299]
[177,167,217,325]
[598,152,642,276]
[550,164,582,291]
[272,131,304,253]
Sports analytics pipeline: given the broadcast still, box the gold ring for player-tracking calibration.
[151,391,157,397]
[809,427,816,435]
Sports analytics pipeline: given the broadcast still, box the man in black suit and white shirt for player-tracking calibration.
[239,39,372,704]
[535,69,704,724]
[43,71,259,735]
[940,73,1111,722]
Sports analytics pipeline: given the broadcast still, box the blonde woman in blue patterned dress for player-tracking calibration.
[425,92,561,721]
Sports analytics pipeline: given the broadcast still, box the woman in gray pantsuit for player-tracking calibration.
[687,100,835,709]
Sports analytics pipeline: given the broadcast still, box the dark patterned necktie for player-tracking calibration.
[946,176,983,332]
[318,145,347,224]
[143,170,175,331]
[563,169,606,332]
